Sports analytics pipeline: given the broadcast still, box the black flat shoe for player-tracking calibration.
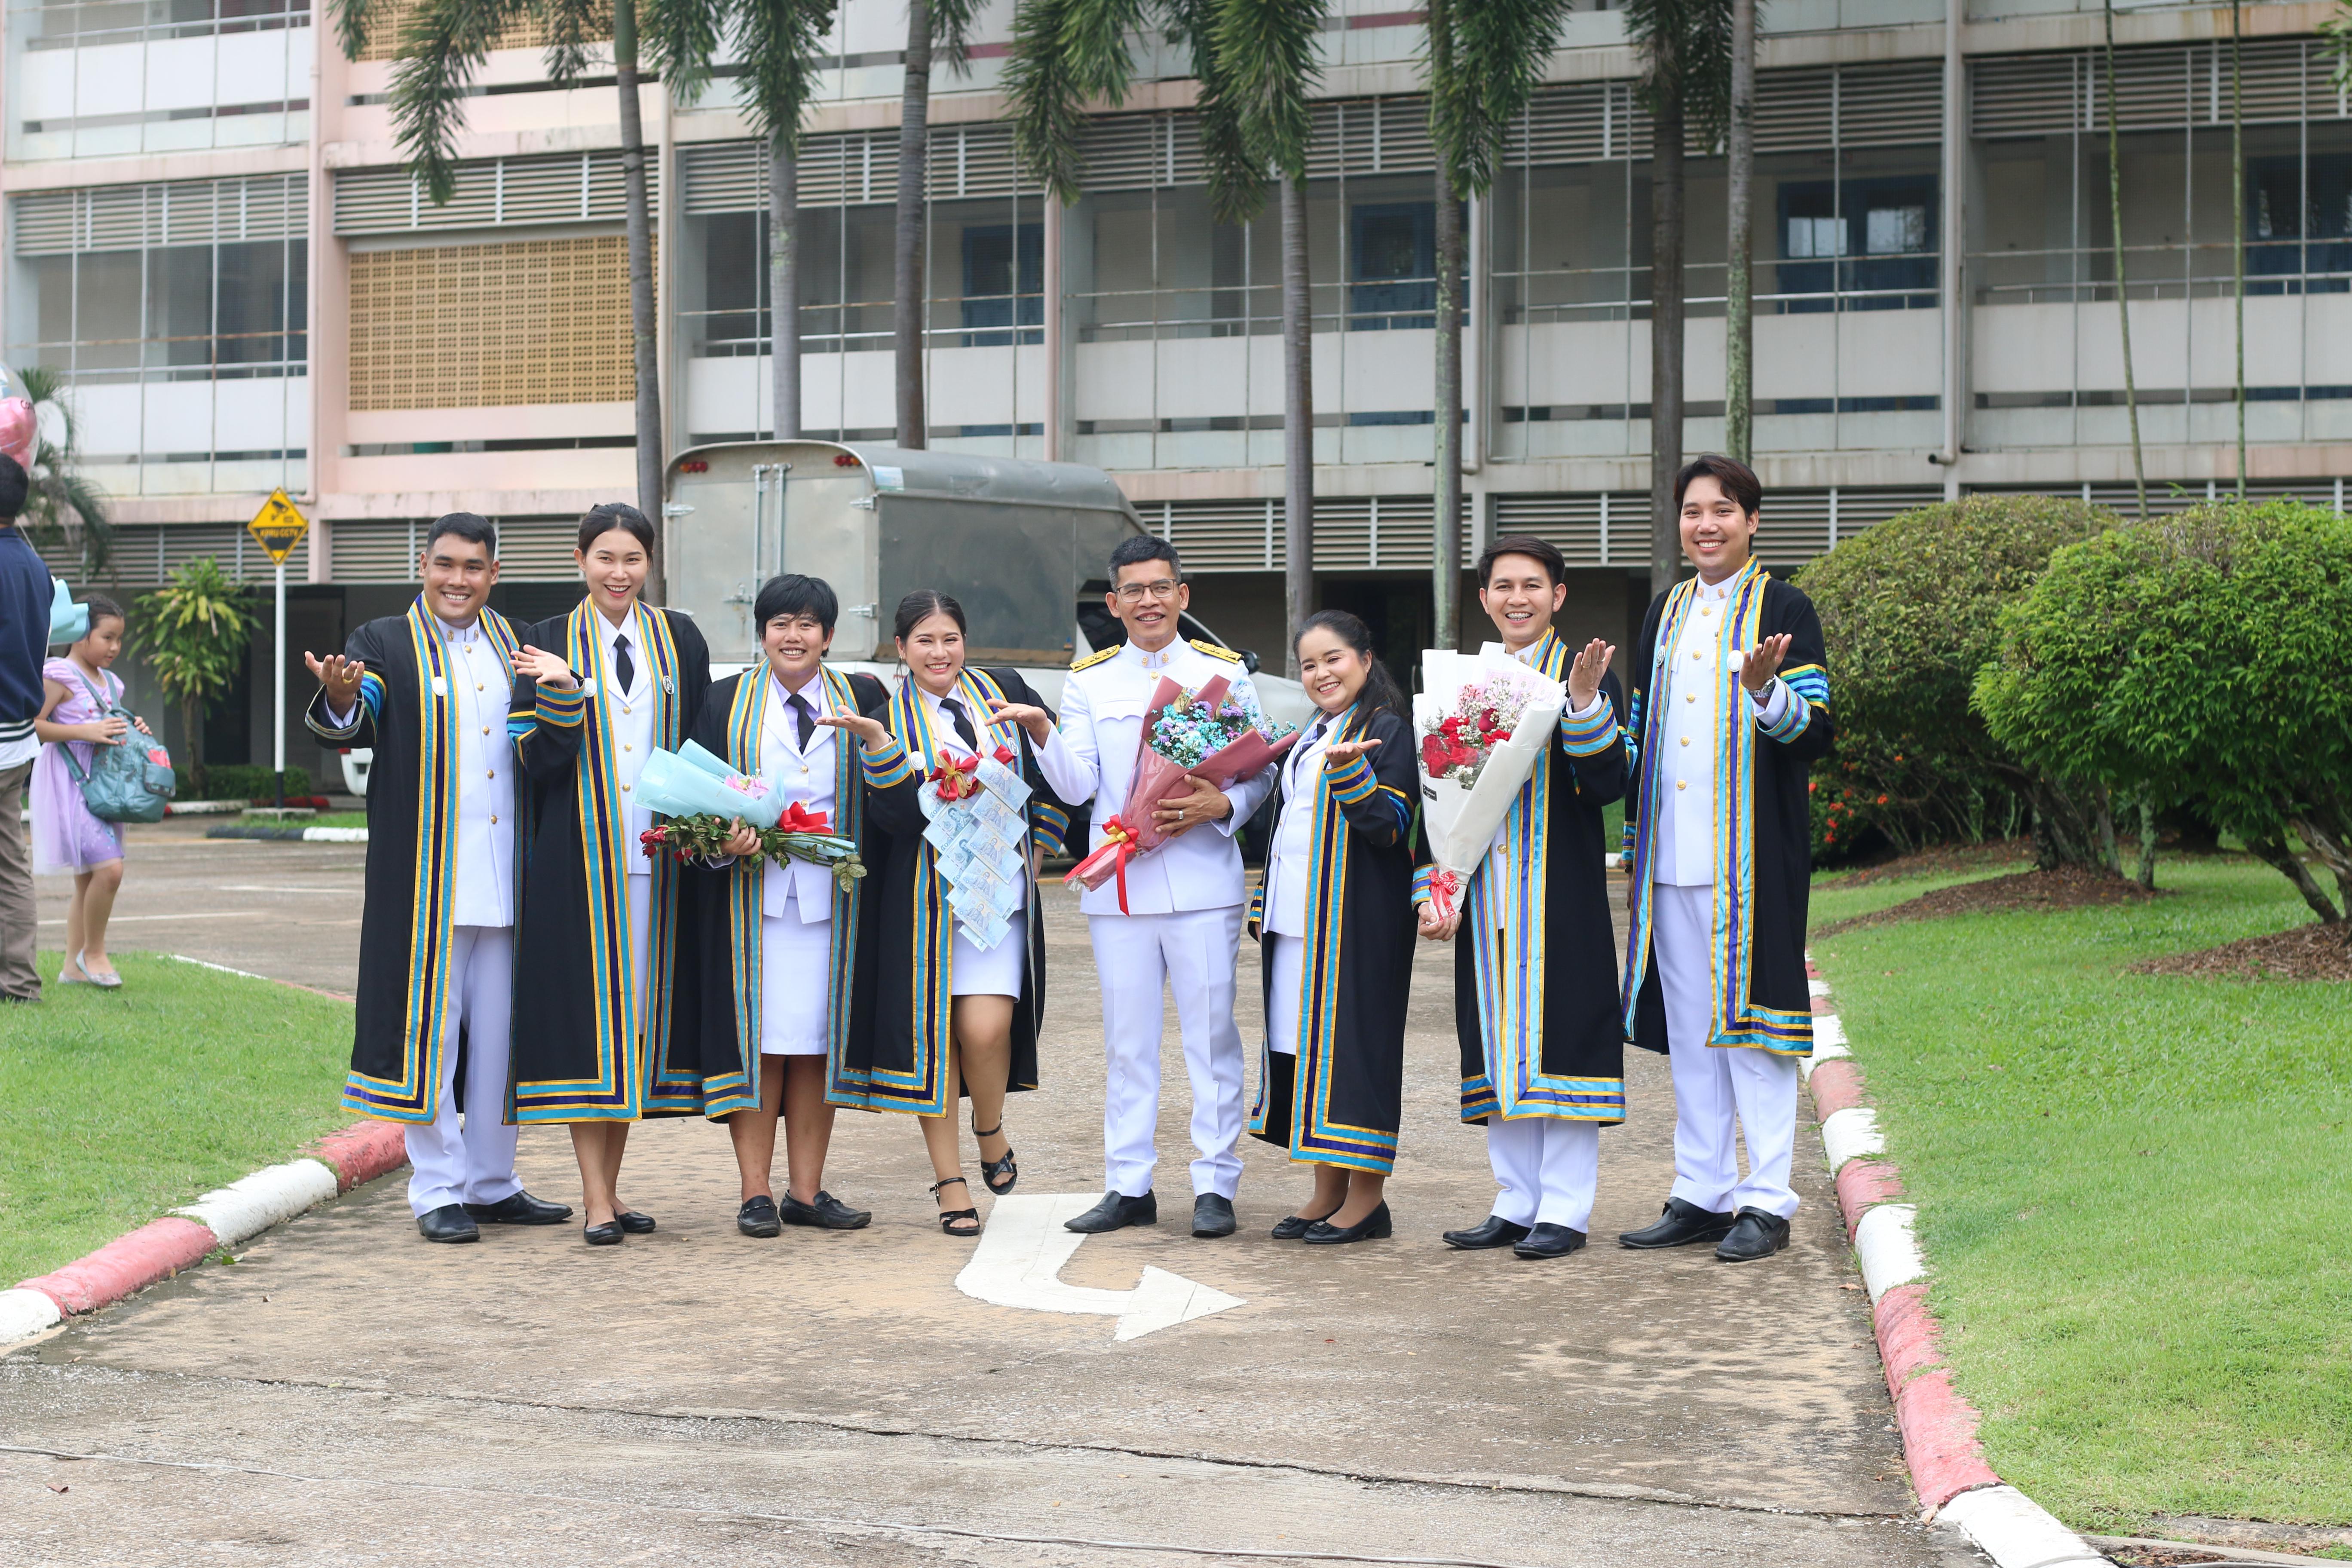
[583,1220,625,1246]
[614,1210,656,1235]
[1271,1209,1340,1241]
[1715,1207,1792,1263]
[1513,1223,1588,1260]
[1065,1190,1157,1234]
[1191,1194,1237,1238]
[737,1196,782,1238]
[781,1190,873,1230]
[1441,1215,1531,1250]
[417,1204,480,1244]
[931,1176,980,1237]
[1303,1202,1392,1245]
[1619,1196,1737,1250]
[463,1190,573,1225]
[974,1121,1018,1196]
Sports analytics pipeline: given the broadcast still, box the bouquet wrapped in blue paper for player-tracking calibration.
[635,742,865,887]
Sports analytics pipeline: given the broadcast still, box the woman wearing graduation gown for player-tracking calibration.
[694,574,887,1238]
[819,590,1084,1237]
[1246,610,1419,1245]
[508,503,712,1246]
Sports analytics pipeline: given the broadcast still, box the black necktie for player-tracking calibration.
[612,634,635,696]
[1305,715,1331,747]
[940,696,979,752]
[789,692,817,751]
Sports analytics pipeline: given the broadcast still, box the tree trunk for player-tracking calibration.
[613,0,665,585]
[2022,774,2113,871]
[2137,796,2157,890]
[181,692,206,798]
[2231,0,2246,496]
[2245,833,2345,924]
[2288,808,2352,917]
[1281,173,1314,676]
[895,0,932,449]
[2101,0,2147,522]
[1724,0,1756,465]
[1648,87,1686,601]
[770,132,801,440]
[1433,162,1464,655]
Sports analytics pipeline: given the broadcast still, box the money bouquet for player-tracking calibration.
[635,741,866,887]
[1066,674,1298,905]
[920,744,1034,948]
[1413,651,1566,922]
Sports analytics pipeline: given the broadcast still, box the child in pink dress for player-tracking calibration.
[32,595,147,988]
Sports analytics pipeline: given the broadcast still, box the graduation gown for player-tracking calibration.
[507,601,711,1123]
[1429,632,1630,1125]
[1247,704,1419,1175]
[842,666,1071,1117]
[305,597,521,1123]
[1622,561,1834,1056]
[683,664,888,1119]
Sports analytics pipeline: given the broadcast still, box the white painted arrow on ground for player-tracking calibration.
[954,1193,1244,1341]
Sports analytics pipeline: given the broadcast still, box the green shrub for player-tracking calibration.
[197,764,313,802]
[1975,500,2352,922]
[1797,493,2120,863]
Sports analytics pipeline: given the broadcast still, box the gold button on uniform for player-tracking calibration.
[1676,780,1689,790]
[624,743,633,752]
[623,783,632,792]
[487,770,495,779]
[1685,694,1696,703]
[490,814,498,825]
[1680,736,1690,747]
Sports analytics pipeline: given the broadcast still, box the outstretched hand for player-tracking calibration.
[985,698,1054,745]
[1740,633,1792,695]
[304,651,366,707]
[815,711,891,749]
[514,644,578,692]
[1565,637,1617,710]
[1321,736,1381,767]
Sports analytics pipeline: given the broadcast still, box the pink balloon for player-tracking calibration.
[0,398,34,472]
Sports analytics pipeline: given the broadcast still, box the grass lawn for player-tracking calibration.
[297,811,369,829]
[1812,857,2352,1533]
[0,951,355,1285]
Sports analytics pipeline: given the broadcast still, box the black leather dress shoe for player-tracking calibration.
[1065,1190,1158,1234]
[1715,1207,1792,1263]
[1513,1222,1588,1260]
[1619,1196,1738,1250]
[463,1190,573,1226]
[1191,1194,1237,1238]
[582,1220,624,1246]
[1271,1209,1339,1241]
[417,1204,480,1243]
[781,1190,872,1230]
[614,1210,656,1234]
[1303,1201,1392,1245]
[1441,1215,1531,1250]
[737,1196,782,1238]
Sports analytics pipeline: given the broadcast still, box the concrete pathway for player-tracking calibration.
[3,843,1980,1568]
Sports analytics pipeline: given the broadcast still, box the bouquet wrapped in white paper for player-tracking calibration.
[1413,649,1567,921]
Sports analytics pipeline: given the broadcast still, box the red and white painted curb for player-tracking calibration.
[0,1120,406,1348]
[1804,962,2107,1568]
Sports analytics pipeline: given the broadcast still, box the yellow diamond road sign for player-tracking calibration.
[248,489,309,565]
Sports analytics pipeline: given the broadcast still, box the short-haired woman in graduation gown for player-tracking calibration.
[508,503,712,1246]
[693,574,888,1239]
[1246,610,1421,1244]
[818,590,1087,1238]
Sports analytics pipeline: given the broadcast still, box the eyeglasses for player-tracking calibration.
[1113,579,1181,603]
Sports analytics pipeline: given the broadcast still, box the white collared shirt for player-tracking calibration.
[593,605,658,878]
[759,666,839,923]
[1652,575,1788,887]
[1050,637,1276,917]
[1262,709,1340,938]
[438,616,518,926]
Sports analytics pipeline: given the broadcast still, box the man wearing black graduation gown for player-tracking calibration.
[1618,455,1834,1264]
[305,514,570,1243]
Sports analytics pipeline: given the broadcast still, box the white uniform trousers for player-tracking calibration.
[1485,1115,1600,1231]
[1653,882,1802,1219]
[1089,905,1249,1199]
[406,924,522,1217]
[625,873,652,1035]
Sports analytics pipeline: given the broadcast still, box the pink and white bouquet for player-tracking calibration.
[1414,650,1566,922]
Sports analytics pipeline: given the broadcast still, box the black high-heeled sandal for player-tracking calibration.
[973,1121,1018,1196]
[931,1176,980,1237]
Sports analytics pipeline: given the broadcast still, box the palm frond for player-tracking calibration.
[1007,0,1151,205]
[729,0,836,150]
[1162,0,1263,224]
[1623,0,1734,146]
[387,0,535,203]
[1215,0,1325,186]
[2324,6,2352,92]
[541,0,607,85]
[327,0,377,61]
[642,0,726,104]
[933,0,985,76]
[1430,0,1574,197]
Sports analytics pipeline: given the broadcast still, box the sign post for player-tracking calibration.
[247,490,310,808]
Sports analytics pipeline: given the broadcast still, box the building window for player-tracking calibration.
[960,221,1041,346]
[1349,201,1435,330]
[1776,176,1936,312]
[2249,154,2352,293]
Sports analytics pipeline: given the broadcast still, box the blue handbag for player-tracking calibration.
[59,671,175,824]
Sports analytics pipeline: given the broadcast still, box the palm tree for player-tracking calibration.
[7,365,112,573]
[1007,0,1323,668]
[132,557,257,797]
[894,0,983,449]
[1723,0,1757,464]
[2100,0,2147,521]
[1423,0,1573,653]
[1625,0,1731,599]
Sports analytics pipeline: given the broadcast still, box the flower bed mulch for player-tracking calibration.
[1816,837,2033,889]
[1816,862,2162,935]
[2129,920,2352,983]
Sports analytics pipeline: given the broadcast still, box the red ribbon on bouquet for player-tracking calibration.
[1063,816,1139,914]
[778,801,832,834]
[929,751,981,802]
[992,742,1017,766]
[1425,867,1462,925]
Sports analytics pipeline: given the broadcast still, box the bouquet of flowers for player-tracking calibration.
[1414,650,1566,922]
[634,743,866,886]
[1066,673,1298,902]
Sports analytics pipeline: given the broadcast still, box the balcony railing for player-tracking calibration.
[1969,240,2352,304]
[21,0,309,49]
